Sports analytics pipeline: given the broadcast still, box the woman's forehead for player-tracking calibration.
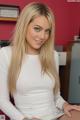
[30,15,50,28]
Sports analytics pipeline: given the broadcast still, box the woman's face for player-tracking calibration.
[26,15,51,54]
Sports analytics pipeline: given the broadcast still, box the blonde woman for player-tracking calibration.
[0,2,80,120]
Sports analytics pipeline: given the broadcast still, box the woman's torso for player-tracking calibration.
[3,46,63,120]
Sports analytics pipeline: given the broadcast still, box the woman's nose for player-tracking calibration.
[39,31,45,39]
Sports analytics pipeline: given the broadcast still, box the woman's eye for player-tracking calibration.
[45,30,51,34]
[34,27,41,32]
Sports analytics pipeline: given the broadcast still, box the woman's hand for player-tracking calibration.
[32,116,41,120]
[23,117,41,120]
[63,102,80,117]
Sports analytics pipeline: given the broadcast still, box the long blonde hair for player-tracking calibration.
[8,2,60,94]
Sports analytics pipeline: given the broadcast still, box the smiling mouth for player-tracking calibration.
[35,40,43,44]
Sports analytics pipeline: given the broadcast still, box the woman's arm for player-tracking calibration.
[0,47,25,120]
[54,50,80,117]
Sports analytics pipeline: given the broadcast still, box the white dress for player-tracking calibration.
[0,46,65,120]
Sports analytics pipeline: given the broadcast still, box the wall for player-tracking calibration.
[0,0,80,45]
[0,0,26,41]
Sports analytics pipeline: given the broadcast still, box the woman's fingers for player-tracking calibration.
[71,105,80,111]
[32,117,41,120]
[64,105,80,117]
[65,110,71,117]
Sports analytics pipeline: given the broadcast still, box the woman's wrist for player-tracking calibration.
[63,102,69,110]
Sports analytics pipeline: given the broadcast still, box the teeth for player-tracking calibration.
[35,40,42,42]
[35,41,42,43]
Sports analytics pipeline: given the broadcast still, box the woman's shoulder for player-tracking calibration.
[53,50,59,72]
[54,50,59,59]
[0,46,12,55]
[0,46,12,63]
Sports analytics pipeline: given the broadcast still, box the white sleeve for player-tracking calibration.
[0,47,24,120]
[54,51,66,110]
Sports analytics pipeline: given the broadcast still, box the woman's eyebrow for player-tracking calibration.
[34,25,42,28]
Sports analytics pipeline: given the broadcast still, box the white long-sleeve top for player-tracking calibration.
[0,46,65,120]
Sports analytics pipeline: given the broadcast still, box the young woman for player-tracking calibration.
[0,2,80,120]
